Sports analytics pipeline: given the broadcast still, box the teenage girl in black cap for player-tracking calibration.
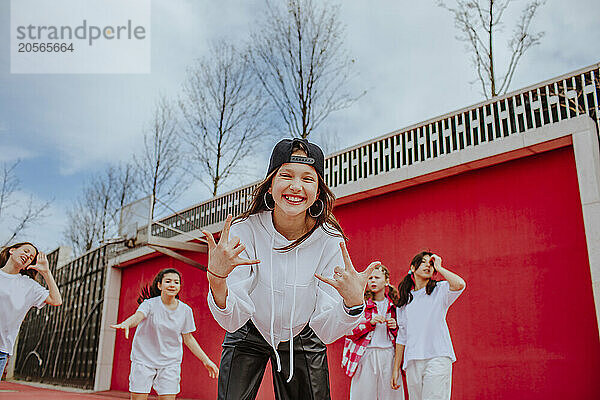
[203,138,380,399]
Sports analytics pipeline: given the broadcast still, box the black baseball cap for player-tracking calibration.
[267,138,325,178]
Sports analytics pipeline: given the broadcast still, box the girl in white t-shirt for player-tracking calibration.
[391,251,465,400]
[0,242,62,379]
[342,264,404,400]
[111,268,219,400]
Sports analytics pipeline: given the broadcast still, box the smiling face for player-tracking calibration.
[157,272,181,297]
[412,254,435,280]
[9,244,37,270]
[269,150,320,218]
[368,268,388,295]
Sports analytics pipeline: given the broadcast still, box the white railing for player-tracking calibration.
[152,63,600,238]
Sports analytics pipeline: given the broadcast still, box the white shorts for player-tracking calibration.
[129,361,181,395]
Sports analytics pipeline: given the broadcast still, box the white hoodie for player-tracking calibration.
[207,211,364,381]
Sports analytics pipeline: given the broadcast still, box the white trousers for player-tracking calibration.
[405,357,452,400]
[350,347,405,400]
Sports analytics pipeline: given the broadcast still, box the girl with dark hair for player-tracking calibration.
[390,252,466,400]
[0,242,62,379]
[111,268,218,400]
[342,264,404,399]
[203,138,379,400]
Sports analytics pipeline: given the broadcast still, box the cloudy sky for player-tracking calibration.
[1,0,599,252]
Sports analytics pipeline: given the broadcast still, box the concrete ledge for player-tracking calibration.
[572,120,600,337]
[335,117,593,205]
[93,264,121,391]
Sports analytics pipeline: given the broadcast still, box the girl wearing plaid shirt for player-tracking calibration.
[342,264,405,399]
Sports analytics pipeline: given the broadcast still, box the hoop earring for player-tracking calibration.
[263,192,275,210]
[308,199,324,218]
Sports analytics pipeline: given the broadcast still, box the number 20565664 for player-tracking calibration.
[18,43,74,52]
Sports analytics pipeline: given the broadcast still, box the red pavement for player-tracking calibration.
[0,381,126,399]
[0,381,197,400]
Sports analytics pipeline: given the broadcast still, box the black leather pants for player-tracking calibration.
[217,321,331,400]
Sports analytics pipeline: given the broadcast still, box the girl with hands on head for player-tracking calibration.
[111,268,218,400]
[204,138,378,400]
[391,252,466,400]
[0,242,62,379]
[342,264,404,400]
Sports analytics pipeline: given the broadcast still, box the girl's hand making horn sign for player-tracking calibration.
[203,215,260,309]
[315,242,380,308]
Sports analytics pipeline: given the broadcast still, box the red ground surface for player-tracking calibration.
[0,381,127,399]
[0,381,199,400]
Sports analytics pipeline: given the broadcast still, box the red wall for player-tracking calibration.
[112,145,600,399]
[111,251,224,399]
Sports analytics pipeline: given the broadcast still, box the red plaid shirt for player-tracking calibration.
[341,296,398,377]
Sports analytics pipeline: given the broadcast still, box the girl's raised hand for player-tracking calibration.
[204,359,219,379]
[28,252,49,274]
[315,242,380,308]
[430,254,442,270]
[202,215,260,279]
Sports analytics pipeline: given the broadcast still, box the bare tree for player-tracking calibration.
[111,162,140,226]
[313,128,345,155]
[439,0,546,98]
[63,166,121,254]
[63,189,101,255]
[92,167,118,242]
[63,161,141,255]
[64,96,182,254]
[136,96,187,219]
[0,161,51,247]
[179,42,270,196]
[250,0,364,139]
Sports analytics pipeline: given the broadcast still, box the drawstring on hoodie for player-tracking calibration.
[269,234,282,373]
[286,248,299,383]
[267,215,303,382]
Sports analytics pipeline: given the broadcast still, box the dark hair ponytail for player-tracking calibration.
[0,242,39,279]
[386,283,400,306]
[396,251,438,307]
[137,268,182,304]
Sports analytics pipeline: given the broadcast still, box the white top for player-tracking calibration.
[396,280,464,369]
[207,211,364,378]
[0,270,49,355]
[368,299,393,349]
[131,296,196,368]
